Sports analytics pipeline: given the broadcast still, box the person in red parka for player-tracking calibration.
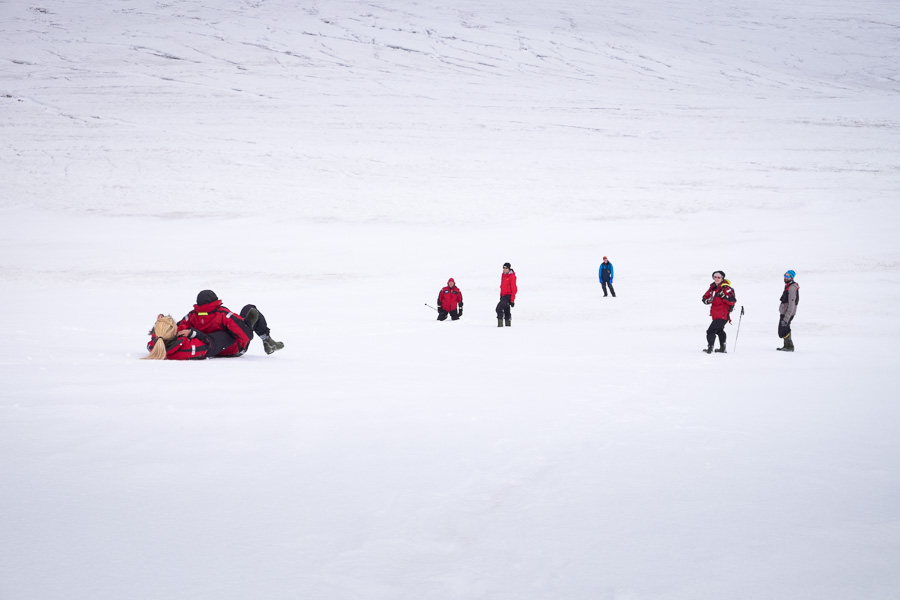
[177,289,284,357]
[496,262,517,327]
[144,314,215,360]
[701,271,736,354]
[437,278,464,321]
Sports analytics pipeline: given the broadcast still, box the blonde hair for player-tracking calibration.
[142,315,178,360]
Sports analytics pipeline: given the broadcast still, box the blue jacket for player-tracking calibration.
[599,262,614,282]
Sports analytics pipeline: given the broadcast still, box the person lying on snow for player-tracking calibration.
[143,290,284,360]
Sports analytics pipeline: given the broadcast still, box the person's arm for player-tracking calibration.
[176,313,192,332]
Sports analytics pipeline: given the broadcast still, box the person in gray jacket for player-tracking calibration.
[778,270,799,352]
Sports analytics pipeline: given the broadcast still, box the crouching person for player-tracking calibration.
[437,278,464,321]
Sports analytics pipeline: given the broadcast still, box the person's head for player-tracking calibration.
[143,314,177,360]
[196,289,218,305]
[153,315,178,341]
[602,256,608,263]
[712,270,726,283]
[447,278,456,287]
[784,270,796,282]
[503,262,511,273]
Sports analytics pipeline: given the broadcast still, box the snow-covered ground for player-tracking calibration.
[2,1,900,598]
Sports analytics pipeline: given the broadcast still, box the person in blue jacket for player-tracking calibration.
[599,256,615,297]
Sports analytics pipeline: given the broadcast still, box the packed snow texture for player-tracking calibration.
[2,0,900,598]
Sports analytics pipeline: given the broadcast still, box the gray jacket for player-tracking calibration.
[779,281,799,321]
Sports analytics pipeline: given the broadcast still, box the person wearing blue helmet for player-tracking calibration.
[778,270,800,352]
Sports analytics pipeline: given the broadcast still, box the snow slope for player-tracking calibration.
[2,1,900,598]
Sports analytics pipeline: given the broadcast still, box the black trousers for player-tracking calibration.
[437,308,460,321]
[496,295,513,320]
[208,304,270,357]
[706,319,727,346]
[601,280,616,297]
[778,315,794,339]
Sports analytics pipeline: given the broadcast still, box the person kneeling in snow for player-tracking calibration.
[437,278,464,321]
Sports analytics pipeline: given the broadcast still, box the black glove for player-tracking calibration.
[459,302,463,308]
[510,302,515,308]
[703,297,712,305]
[458,307,463,317]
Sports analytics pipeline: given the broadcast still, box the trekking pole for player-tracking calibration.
[733,306,745,353]
[424,303,438,312]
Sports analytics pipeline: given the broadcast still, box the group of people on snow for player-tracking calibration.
[433,262,517,327]
[701,269,799,353]
[143,259,799,359]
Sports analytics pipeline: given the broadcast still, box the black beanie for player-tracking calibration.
[197,289,218,305]
[712,271,726,280]
[503,262,512,269]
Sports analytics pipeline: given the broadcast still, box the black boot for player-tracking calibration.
[505,318,511,327]
[261,333,284,355]
[777,335,794,352]
[497,318,504,328]
[715,343,727,353]
[703,343,713,354]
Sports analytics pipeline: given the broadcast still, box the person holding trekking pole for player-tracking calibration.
[701,271,736,354]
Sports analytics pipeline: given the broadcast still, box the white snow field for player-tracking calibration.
[2,0,900,598]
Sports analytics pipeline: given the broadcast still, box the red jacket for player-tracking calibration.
[500,270,517,303]
[177,299,249,357]
[147,331,212,360]
[702,282,736,320]
[438,286,464,311]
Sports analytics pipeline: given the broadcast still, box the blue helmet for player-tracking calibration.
[784,270,796,280]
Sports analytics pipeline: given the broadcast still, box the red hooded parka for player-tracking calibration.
[177,299,250,357]
[500,270,517,303]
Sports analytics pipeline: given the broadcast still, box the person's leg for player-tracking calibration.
[240,304,270,338]
[207,330,238,357]
[609,282,616,297]
[705,321,718,352]
[437,308,448,321]
[778,316,794,350]
[450,309,460,321]
[496,296,510,326]
[242,304,283,354]
[785,317,794,350]
[601,281,609,296]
